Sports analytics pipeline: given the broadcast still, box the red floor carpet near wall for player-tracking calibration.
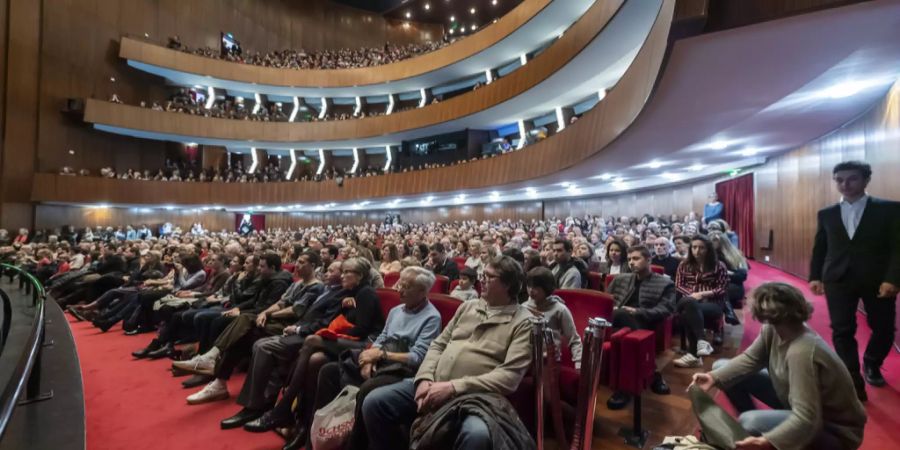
[743,262,900,450]
[68,318,284,450]
[69,263,900,450]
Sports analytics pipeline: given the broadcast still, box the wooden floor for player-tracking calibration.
[548,315,744,450]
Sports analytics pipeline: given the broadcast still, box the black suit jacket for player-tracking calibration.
[810,197,900,287]
[433,257,460,281]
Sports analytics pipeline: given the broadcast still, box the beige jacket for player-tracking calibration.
[415,299,533,396]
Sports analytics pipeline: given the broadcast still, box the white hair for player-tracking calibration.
[401,266,436,293]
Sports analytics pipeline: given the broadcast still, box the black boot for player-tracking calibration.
[864,363,886,387]
[93,318,115,333]
[606,391,631,410]
[147,342,175,359]
[650,372,670,395]
[282,425,308,450]
[132,339,162,358]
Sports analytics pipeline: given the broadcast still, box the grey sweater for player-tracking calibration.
[523,295,583,368]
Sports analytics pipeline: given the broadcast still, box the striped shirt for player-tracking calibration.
[675,260,729,304]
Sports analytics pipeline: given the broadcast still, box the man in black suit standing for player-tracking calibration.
[810,160,900,401]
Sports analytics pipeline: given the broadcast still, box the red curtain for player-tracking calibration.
[234,213,266,233]
[715,173,754,258]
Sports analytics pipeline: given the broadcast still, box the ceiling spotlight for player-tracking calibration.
[660,172,681,180]
[470,24,476,31]
[824,81,864,99]
[597,89,607,101]
[450,15,455,22]
[109,76,116,82]
[470,7,476,14]
[559,182,571,188]
[566,185,582,195]
[648,160,662,169]
[489,191,500,200]
[525,187,537,197]
[424,3,430,10]
[405,11,411,18]
[688,163,705,172]
[710,140,728,150]
[492,0,498,5]
[449,28,455,34]
[599,173,613,180]
[741,147,758,157]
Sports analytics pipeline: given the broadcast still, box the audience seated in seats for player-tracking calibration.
[674,235,730,368]
[604,238,631,276]
[709,231,749,321]
[524,267,582,368]
[129,253,209,334]
[362,255,533,450]
[650,236,681,279]
[465,240,486,278]
[132,254,239,360]
[673,235,691,259]
[574,241,602,272]
[449,267,480,301]
[379,243,402,275]
[550,238,587,289]
[274,266,442,450]
[175,253,293,402]
[691,282,866,450]
[425,242,459,281]
[603,245,676,409]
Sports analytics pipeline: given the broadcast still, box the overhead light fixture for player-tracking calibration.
[248,148,259,174]
[205,86,216,109]
[566,185,581,195]
[405,11,411,18]
[424,3,430,10]
[688,163,705,172]
[316,149,326,175]
[824,81,864,99]
[286,149,298,180]
[599,173,613,180]
[484,69,493,84]
[597,89,607,101]
[525,187,537,198]
[422,195,434,205]
[450,15,455,22]
[559,182,571,188]
[318,97,328,120]
[354,96,362,116]
[516,119,526,149]
[449,28,455,34]
[351,148,360,174]
[660,172,681,180]
[492,0,498,5]
[741,147,758,157]
[454,194,467,204]
[555,107,566,132]
[418,88,427,108]
[470,24,476,31]
[489,191,500,200]
[470,7,476,14]
[710,139,729,150]
[648,160,663,169]
[289,97,300,122]
[252,93,262,114]
[386,95,395,115]
[384,145,393,171]
[520,54,528,66]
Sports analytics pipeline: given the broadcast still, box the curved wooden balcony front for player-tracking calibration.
[40,0,674,206]
[119,0,552,88]
[91,0,623,145]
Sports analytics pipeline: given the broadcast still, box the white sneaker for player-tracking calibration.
[172,355,215,375]
[674,353,702,368]
[697,340,714,357]
[186,380,229,405]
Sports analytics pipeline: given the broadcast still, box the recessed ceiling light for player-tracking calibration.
[599,173,613,180]
[470,24,476,30]
[661,172,681,180]
[449,28,455,34]
[470,7,476,14]
[824,81,864,99]
[405,11,411,18]
[648,160,663,169]
[492,0,498,5]
[490,191,500,200]
[525,187,537,197]
[710,140,728,150]
[559,182,571,188]
[424,3,430,10]
[741,147,758,157]
[688,163,705,172]
[449,15,455,22]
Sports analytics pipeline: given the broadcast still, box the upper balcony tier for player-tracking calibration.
[120,0,596,98]
[88,0,658,149]
[38,1,673,207]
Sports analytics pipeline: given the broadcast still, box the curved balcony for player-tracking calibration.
[121,0,598,98]
[88,0,630,148]
[39,0,673,207]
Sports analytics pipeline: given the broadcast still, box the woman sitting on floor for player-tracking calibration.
[691,282,866,450]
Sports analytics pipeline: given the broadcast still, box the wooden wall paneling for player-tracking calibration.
[1,0,41,230]
[118,0,546,88]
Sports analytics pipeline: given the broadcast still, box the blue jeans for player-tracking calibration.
[712,359,842,449]
[362,378,492,450]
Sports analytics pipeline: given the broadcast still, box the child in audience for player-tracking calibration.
[449,267,480,301]
[524,267,583,368]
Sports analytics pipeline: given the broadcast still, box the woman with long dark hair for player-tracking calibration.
[673,235,729,368]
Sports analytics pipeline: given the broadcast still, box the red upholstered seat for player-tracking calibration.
[427,294,462,328]
[282,263,296,274]
[618,329,657,395]
[656,316,674,353]
[452,256,467,271]
[375,288,401,319]
[587,271,603,291]
[383,271,400,288]
[650,265,664,275]
[604,274,616,290]
[431,275,449,294]
[554,289,614,334]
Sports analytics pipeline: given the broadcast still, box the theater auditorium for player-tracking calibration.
[1,1,899,449]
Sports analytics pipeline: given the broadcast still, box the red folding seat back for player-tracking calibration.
[554,289,614,334]
[383,271,401,288]
[607,327,631,390]
[428,295,462,328]
[650,265,665,275]
[656,316,674,353]
[431,275,450,294]
[453,256,467,271]
[375,288,401,319]
[587,271,603,291]
[604,274,616,290]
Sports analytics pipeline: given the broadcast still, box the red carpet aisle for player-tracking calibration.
[68,318,284,450]
[744,262,900,450]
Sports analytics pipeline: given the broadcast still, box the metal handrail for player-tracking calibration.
[0,263,49,441]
